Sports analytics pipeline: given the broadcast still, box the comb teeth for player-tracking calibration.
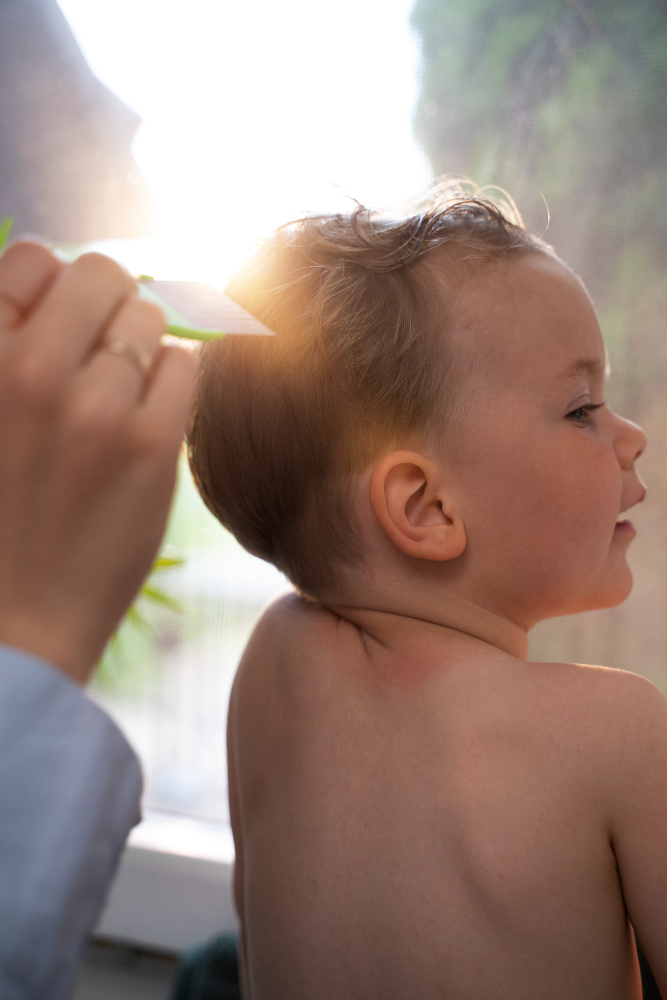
[138,279,274,339]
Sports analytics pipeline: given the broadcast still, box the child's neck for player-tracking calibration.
[324,566,528,661]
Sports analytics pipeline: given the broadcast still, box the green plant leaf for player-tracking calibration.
[151,555,186,571]
[125,603,151,632]
[140,582,181,612]
[95,548,186,683]
[0,216,13,254]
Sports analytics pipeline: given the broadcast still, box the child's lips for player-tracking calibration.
[615,488,645,538]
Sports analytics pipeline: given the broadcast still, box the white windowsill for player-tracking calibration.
[96,810,238,953]
[128,809,236,864]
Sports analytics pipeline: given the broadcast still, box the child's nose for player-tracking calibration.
[613,414,647,470]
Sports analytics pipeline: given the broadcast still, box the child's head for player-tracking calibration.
[188,187,646,627]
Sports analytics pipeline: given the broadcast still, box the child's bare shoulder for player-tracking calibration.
[593,664,667,759]
[242,590,365,664]
[533,659,667,775]
[544,658,665,716]
[233,590,367,707]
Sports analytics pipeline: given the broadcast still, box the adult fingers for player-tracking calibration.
[19,252,136,377]
[140,343,197,452]
[78,297,166,408]
[0,241,63,332]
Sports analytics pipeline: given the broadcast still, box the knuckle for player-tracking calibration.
[133,415,179,460]
[68,398,102,439]
[125,298,166,336]
[164,342,199,382]
[1,240,56,274]
[3,350,60,408]
[68,391,124,444]
[71,252,135,295]
[177,342,199,374]
[130,419,160,457]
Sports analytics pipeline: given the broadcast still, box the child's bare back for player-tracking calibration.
[229,594,667,998]
[188,187,663,996]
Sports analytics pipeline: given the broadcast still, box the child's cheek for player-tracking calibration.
[536,441,621,552]
[566,435,623,533]
[456,405,621,549]
[476,432,619,563]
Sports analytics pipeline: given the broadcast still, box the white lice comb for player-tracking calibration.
[138,278,274,341]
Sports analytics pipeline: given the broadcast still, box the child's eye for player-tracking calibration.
[566,402,604,426]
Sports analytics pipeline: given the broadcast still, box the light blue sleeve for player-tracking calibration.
[0,646,143,1000]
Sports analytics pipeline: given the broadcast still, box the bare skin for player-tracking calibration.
[228,254,664,998]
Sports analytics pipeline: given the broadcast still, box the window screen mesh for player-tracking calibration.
[91,458,288,825]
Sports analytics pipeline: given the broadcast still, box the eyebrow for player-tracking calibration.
[554,356,609,386]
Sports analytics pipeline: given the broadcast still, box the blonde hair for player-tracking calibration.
[188,182,549,595]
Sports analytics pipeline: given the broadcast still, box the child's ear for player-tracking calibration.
[368,450,466,561]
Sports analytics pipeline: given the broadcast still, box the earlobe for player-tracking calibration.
[369,450,466,562]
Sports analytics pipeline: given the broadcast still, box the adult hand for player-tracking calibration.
[0,241,196,684]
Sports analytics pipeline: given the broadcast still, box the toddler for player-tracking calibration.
[188,189,663,999]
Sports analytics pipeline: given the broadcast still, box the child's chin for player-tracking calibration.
[580,566,634,613]
[542,566,634,621]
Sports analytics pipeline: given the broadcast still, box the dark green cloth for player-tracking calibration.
[171,933,241,1000]
[637,940,662,1000]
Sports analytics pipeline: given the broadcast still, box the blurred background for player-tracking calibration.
[2,0,666,988]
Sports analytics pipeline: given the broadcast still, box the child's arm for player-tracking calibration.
[606,671,667,990]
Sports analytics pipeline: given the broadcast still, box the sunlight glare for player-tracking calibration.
[56,0,430,285]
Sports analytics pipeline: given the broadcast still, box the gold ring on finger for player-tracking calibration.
[103,336,154,380]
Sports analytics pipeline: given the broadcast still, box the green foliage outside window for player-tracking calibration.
[411,0,667,394]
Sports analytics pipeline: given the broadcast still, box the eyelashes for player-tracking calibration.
[566,402,605,426]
